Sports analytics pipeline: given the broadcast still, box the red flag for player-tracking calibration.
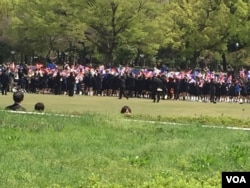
[36,63,43,69]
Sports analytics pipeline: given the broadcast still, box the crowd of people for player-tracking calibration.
[0,61,250,104]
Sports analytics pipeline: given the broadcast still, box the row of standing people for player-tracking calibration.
[1,69,250,103]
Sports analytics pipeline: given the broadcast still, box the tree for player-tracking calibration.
[8,0,86,60]
[3,0,249,68]
[82,0,164,65]
[0,0,17,63]
[157,0,235,69]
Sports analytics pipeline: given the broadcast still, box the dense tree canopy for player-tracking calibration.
[0,0,249,70]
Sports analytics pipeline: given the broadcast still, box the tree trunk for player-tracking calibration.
[104,51,113,66]
[222,53,227,71]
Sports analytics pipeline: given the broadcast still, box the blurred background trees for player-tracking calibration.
[0,0,250,71]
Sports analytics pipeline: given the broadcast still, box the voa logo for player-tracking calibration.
[226,176,246,184]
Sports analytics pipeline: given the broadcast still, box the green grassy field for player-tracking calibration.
[1,93,250,119]
[0,94,249,187]
[0,111,249,187]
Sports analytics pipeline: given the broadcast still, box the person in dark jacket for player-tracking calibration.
[0,69,10,95]
[67,72,76,97]
[53,72,62,95]
[209,79,216,103]
[126,73,136,98]
[151,75,164,103]
[118,75,129,99]
[93,73,102,96]
[5,91,26,111]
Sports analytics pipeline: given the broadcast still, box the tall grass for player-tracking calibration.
[0,111,249,187]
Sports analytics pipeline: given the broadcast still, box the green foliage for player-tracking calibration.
[83,0,163,64]
[114,45,137,65]
[0,41,11,63]
[1,0,250,67]
[8,0,86,56]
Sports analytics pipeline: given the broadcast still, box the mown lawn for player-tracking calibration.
[1,93,250,120]
[0,110,249,187]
